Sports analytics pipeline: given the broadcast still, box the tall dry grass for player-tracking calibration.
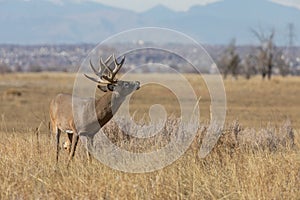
[0,73,300,199]
[0,119,299,199]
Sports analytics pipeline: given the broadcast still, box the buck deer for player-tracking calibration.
[49,54,140,166]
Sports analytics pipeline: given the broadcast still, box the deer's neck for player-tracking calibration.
[95,92,125,127]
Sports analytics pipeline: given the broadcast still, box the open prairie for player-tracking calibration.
[0,73,299,199]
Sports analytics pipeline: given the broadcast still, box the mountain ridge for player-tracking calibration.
[0,0,299,45]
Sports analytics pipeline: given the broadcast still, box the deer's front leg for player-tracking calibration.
[78,133,94,163]
[86,135,95,162]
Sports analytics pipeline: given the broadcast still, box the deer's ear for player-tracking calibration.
[97,85,108,92]
[107,84,115,91]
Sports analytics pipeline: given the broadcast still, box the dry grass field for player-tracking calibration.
[0,72,299,199]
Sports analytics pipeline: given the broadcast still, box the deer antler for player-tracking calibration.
[100,54,125,83]
[84,54,125,84]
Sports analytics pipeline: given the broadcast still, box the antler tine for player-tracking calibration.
[84,74,110,84]
[104,54,113,64]
[100,57,113,75]
[100,57,115,83]
[89,59,99,75]
[110,54,125,81]
[93,54,125,83]
[112,54,125,73]
[84,56,113,84]
[88,55,111,76]
[97,55,112,76]
[84,74,99,83]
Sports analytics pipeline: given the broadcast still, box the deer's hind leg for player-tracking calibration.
[49,117,61,164]
[67,132,79,167]
[55,128,61,163]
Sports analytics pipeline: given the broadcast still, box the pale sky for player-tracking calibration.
[89,0,222,12]
[47,0,300,12]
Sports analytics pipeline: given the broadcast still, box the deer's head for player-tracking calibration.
[84,54,140,98]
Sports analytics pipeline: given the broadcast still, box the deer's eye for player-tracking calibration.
[124,82,129,88]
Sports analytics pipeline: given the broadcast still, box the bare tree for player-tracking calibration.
[251,28,276,80]
[241,54,258,79]
[275,50,290,77]
[218,39,240,79]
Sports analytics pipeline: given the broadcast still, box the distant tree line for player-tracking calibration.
[218,27,295,80]
[0,28,298,76]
